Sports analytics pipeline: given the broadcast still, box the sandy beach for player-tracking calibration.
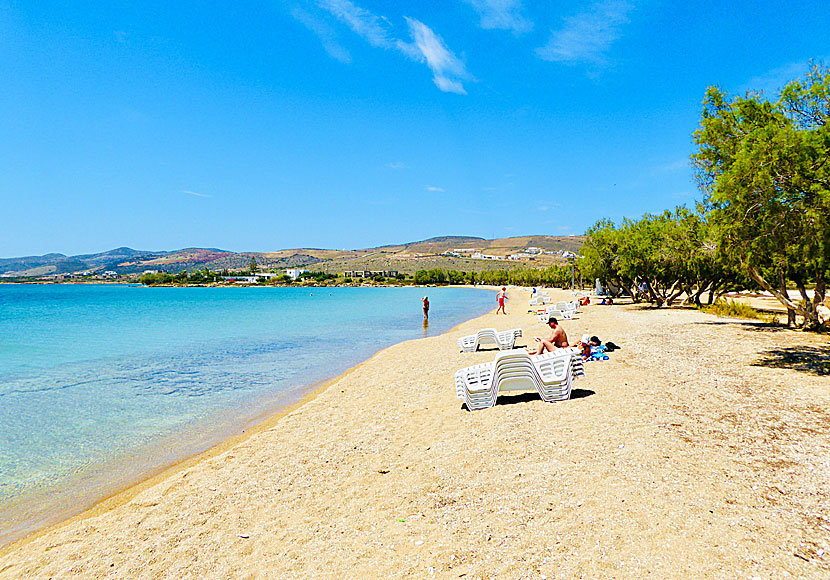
[1,288,828,579]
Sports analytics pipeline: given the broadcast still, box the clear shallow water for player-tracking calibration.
[0,284,493,540]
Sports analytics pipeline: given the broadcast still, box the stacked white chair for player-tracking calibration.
[455,363,496,410]
[454,348,584,410]
[537,305,573,322]
[531,350,574,401]
[529,297,540,306]
[458,328,522,352]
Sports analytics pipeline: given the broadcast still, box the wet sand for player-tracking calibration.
[1,288,828,578]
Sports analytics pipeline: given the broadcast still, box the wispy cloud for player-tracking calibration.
[183,190,211,198]
[316,0,394,48]
[426,186,445,192]
[462,0,532,34]
[652,159,687,174]
[404,18,471,94]
[296,2,472,94]
[387,161,408,169]
[293,6,352,63]
[536,0,633,66]
[738,60,827,98]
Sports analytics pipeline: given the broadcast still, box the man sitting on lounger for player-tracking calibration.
[528,317,569,355]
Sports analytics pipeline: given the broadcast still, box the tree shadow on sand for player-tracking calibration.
[753,345,830,376]
[694,319,787,333]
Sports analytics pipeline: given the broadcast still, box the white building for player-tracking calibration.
[285,269,308,280]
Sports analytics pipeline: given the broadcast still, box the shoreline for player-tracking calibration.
[2,288,827,577]
[0,291,503,554]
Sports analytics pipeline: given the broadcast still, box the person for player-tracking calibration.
[528,317,569,355]
[578,296,590,306]
[574,334,592,359]
[421,296,429,321]
[496,286,508,315]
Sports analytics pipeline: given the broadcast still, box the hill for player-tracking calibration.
[0,235,585,278]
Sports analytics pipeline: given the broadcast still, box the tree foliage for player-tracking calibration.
[580,62,828,329]
[693,62,829,327]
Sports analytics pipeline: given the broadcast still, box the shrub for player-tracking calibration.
[702,299,761,320]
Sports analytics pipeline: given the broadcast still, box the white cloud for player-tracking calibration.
[462,0,532,33]
[292,6,351,63]
[316,0,394,49]
[426,186,445,192]
[653,159,687,174]
[296,2,472,94]
[387,161,408,169]
[404,18,471,94]
[738,60,826,98]
[536,0,633,66]
[182,190,211,198]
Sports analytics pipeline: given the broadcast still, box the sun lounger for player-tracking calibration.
[454,347,583,410]
[537,305,573,322]
[458,328,522,352]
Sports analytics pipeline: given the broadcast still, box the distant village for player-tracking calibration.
[441,247,578,261]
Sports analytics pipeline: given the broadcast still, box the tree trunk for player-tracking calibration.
[707,282,718,305]
[746,266,815,326]
[644,280,663,306]
[814,272,826,307]
[666,280,684,306]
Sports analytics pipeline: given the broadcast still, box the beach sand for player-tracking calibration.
[1,288,828,579]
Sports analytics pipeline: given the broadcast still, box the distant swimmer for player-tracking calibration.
[421,296,429,321]
[496,287,508,315]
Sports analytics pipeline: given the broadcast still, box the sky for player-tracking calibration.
[1,1,828,257]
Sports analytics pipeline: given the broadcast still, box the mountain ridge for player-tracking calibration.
[0,235,585,277]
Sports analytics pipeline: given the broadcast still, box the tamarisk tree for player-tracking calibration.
[693,63,829,328]
[579,207,736,307]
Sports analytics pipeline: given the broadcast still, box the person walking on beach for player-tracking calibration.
[496,287,508,315]
[421,296,429,321]
[528,317,569,355]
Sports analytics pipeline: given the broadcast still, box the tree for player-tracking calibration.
[693,63,829,328]
[248,257,258,274]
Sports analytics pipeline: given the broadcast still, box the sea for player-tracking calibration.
[0,283,494,543]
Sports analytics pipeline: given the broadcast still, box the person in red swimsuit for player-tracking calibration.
[496,287,507,315]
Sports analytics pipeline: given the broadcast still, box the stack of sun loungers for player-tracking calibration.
[528,296,553,306]
[454,347,584,410]
[458,328,523,352]
[536,301,578,322]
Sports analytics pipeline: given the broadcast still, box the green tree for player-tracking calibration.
[693,63,829,327]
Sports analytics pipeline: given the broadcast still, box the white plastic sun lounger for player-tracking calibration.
[454,348,583,410]
[536,305,573,322]
[458,328,522,352]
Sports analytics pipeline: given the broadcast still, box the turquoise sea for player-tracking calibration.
[0,284,494,542]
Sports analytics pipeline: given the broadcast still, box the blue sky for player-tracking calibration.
[1,1,827,256]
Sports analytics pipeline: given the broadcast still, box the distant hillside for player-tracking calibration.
[0,235,585,278]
